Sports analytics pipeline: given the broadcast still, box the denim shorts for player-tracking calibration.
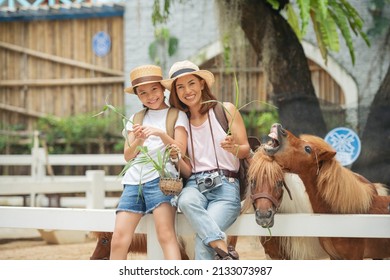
[116,177,174,214]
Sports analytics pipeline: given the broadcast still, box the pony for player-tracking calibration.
[245,123,390,260]
[242,151,329,259]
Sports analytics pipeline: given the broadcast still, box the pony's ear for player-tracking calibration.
[318,149,337,161]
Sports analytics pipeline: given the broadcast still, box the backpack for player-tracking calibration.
[213,103,261,201]
[132,107,179,138]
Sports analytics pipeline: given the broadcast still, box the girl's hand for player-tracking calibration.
[140,125,164,138]
[132,124,146,140]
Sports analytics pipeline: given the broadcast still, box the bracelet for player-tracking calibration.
[170,152,181,163]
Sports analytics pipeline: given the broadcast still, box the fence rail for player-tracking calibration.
[1,206,390,259]
[0,148,125,207]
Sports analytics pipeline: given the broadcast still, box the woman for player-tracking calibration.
[162,60,250,260]
[110,64,188,260]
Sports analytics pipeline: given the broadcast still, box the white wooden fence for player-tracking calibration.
[0,147,125,207]
[1,207,390,259]
[1,147,390,259]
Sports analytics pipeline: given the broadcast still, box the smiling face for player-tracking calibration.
[174,74,205,108]
[135,82,167,110]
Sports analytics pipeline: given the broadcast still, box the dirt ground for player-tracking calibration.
[0,228,267,260]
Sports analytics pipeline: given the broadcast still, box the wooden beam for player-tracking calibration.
[0,77,124,87]
[0,41,125,76]
[0,103,56,119]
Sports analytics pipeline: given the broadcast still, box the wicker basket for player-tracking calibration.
[159,177,183,196]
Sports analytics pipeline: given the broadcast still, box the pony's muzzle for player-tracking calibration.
[255,208,275,228]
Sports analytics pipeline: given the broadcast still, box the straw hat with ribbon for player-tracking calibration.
[124,65,164,94]
[161,60,215,91]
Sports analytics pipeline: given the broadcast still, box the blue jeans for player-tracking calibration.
[177,172,241,260]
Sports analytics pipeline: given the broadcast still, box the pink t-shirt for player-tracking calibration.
[188,108,239,173]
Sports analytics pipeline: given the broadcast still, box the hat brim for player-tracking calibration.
[124,80,165,94]
[161,70,215,91]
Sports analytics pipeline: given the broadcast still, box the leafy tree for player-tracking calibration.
[153,0,369,137]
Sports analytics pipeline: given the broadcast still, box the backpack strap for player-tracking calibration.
[132,107,178,139]
[133,108,148,125]
[166,107,179,138]
[213,102,229,133]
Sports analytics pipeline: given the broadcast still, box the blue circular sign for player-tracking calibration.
[324,127,361,166]
[92,31,111,57]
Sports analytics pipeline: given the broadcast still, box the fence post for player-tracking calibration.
[31,132,45,207]
[86,170,105,209]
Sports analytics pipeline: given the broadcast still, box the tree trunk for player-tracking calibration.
[352,63,390,185]
[238,0,327,137]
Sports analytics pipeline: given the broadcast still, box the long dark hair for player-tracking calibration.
[168,74,218,116]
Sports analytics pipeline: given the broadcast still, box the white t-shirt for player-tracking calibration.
[121,108,189,185]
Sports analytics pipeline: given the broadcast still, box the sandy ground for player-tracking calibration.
[0,228,267,260]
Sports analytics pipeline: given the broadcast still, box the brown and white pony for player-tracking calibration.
[244,123,390,260]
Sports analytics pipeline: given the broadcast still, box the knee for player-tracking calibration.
[111,231,129,249]
[156,227,176,245]
[178,191,198,211]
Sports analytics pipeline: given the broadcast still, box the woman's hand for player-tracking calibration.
[169,144,182,162]
[220,135,239,156]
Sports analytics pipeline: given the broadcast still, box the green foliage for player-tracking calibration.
[119,145,176,179]
[270,0,371,64]
[243,108,279,139]
[367,0,390,36]
[37,112,122,154]
[0,123,31,154]
[152,0,172,26]
[148,27,179,66]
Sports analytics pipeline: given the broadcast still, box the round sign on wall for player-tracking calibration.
[324,127,361,166]
[92,31,111,57]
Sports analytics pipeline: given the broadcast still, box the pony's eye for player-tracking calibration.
[304,146,312,154]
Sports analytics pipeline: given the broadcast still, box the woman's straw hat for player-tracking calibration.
[161,60,215,91]
[124,65,164,94]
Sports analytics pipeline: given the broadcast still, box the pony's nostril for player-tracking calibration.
[267,210,272,218]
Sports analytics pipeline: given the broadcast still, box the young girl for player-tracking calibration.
[110,65,189,260]
[163,60,250,260]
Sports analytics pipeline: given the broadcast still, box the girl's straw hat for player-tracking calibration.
[161,60,215,91]
[124,65,164,94]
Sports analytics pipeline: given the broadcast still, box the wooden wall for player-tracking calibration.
[202,50,345,112]
[0,16,124,132]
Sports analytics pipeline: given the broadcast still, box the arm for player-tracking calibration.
[123,124,145,162]
[220,102,251,159]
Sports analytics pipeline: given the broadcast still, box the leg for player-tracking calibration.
[199,178,241,259]
[178,177,240,259]
[110,211,142,260]
[153,203,181,259]
[110,184,145,260]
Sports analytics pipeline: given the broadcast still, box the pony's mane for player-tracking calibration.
[301,135,375,214]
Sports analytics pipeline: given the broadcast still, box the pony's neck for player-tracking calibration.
[297,171,332,213]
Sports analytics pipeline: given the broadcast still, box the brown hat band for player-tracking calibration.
[132,75,162,87]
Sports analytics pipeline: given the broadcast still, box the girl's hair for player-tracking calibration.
[168,74,218,116]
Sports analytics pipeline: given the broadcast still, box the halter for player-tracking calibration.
[250,180,293,210]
